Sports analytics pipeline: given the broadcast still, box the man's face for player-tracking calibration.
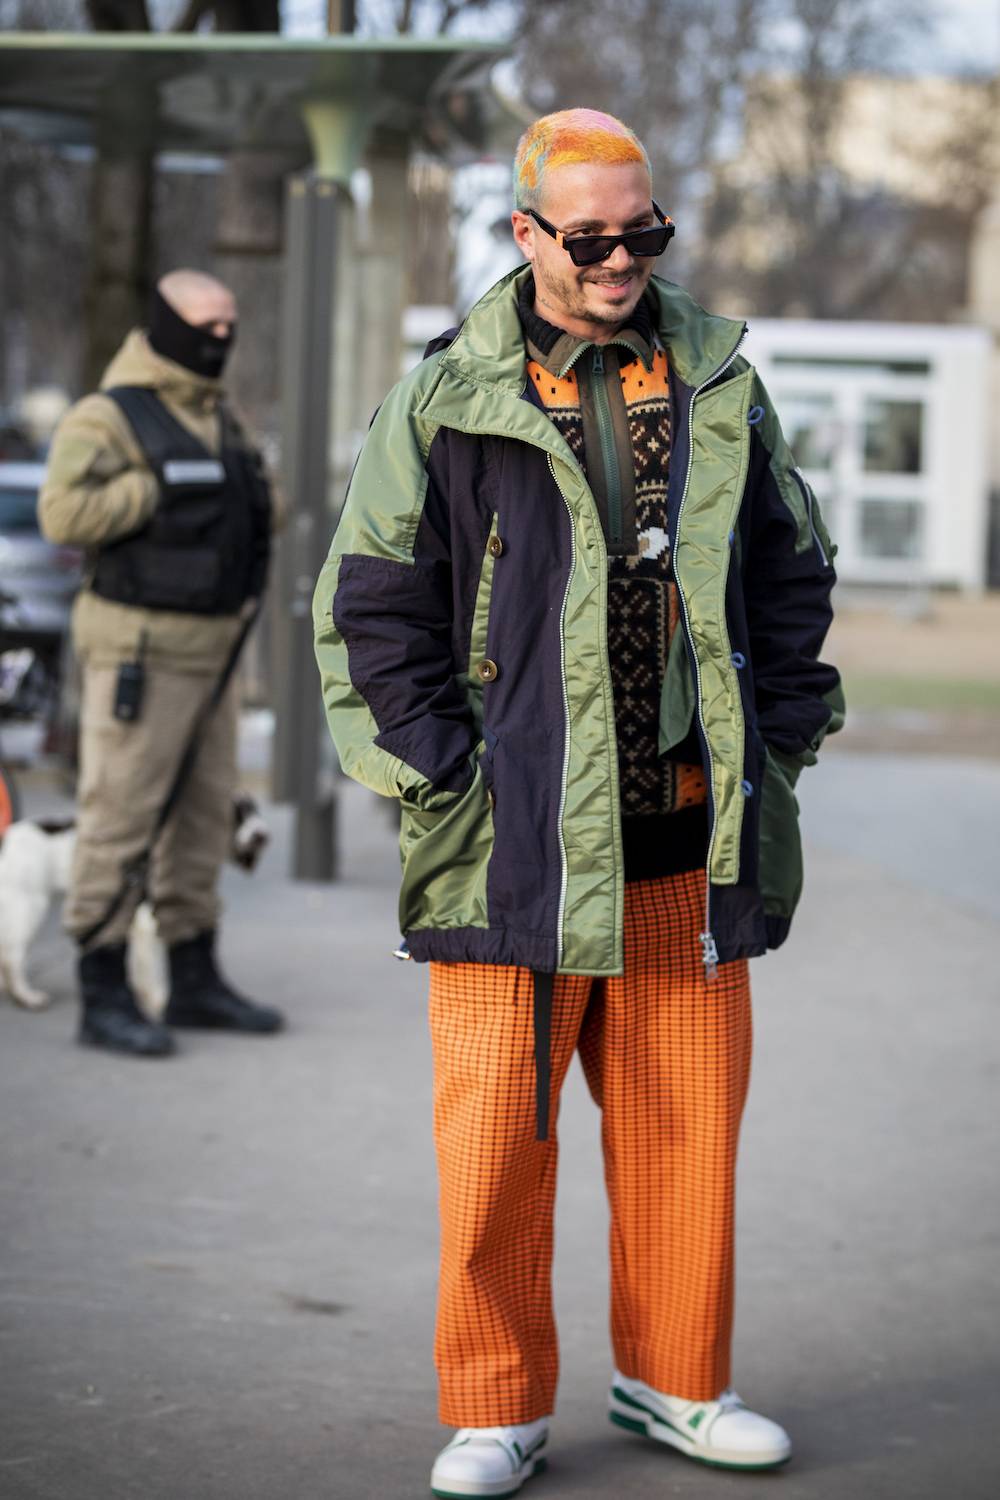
[170,283,238,338]
[512,160,658,332]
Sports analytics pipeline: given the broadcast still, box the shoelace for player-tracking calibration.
[451,1428,527,1448]
[451,1426,544,1457]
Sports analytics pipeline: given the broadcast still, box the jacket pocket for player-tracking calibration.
[398,754,494,934]
[757,745,804,918]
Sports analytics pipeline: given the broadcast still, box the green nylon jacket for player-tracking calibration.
[314,267,844,976]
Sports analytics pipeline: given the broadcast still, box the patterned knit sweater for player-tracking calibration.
[517,276,708,879]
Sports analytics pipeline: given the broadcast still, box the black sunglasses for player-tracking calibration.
[528,200,675,267]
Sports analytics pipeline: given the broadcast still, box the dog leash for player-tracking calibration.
[76,605,260,951]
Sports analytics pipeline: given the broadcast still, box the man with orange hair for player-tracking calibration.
[315,109,842,1494]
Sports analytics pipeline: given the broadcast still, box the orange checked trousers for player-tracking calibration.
[428,870,753,1427]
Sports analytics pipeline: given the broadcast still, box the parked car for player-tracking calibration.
[0,461,81,668]
[0,462,81,759]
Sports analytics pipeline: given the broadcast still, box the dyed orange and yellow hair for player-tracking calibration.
[513,108,651,211]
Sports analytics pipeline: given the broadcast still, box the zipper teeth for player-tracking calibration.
[675,329,747,960]
[557,335,637,380]
[548,451,576,969]
[792,466,830,567]
[591,347,624,544]
[559,343,591,378]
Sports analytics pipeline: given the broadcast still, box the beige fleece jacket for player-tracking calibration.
[39,330,285,674]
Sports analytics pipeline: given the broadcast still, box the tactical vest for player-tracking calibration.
[91,387,272,616]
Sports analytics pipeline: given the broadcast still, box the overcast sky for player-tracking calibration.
[930,0,1000,70]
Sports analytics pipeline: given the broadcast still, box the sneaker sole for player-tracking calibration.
[609,1392,791,1472]
[431,1452,547,1498]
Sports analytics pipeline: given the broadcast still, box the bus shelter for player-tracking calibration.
[0,32,516,877]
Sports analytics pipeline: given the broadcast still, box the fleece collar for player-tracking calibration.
[99,329,226,407]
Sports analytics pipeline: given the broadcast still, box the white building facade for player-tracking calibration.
[745,319,992,590]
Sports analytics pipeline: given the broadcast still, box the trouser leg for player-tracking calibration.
[577,870,753,1401]
[66,665,208,949]
[150,676,237,946]
[428,961,591,1427]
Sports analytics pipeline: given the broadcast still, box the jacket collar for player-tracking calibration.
[99,329,226,406]
[517,271,656,377]
[437,266,745,399]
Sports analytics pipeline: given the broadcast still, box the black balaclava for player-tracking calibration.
[148,288,236,379]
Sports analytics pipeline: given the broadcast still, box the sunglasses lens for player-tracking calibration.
[569,237,614,266]
[567,225,674,265]
[624,228,672,257]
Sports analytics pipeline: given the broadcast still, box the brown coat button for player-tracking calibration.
[476,659,499,683]
[487,535,504,558]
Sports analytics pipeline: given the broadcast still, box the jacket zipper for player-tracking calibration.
[674,327,748,980]
[548,452,577,969]
[590,346,624,546]
[791,466,830,567]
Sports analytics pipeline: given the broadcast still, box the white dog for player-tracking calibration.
[0,820,165,1013]
[0,796,269,1013]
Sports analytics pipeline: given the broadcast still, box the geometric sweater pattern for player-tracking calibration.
[526,342,707,818]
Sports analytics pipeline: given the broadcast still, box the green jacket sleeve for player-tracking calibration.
[312,370,468,810]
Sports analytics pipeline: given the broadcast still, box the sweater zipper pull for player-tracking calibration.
[700,930,719,981]
[592,346,604,373]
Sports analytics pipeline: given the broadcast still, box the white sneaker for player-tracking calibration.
[430,1418,549,1498]
[608,1370,791,1470]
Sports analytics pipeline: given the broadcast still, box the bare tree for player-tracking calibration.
[698,1,997,319]
[351,0,501,33]
[507,0,995,325]
[72,1,284,401]
[513,0,768,287]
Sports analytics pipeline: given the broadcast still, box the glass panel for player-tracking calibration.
[858,499,923,560]
[773,391,836,470]
[773,354,930,376]
[863,399,923,474]
[0,487,40,532]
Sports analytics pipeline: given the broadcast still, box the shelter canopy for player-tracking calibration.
[0,33,510,162]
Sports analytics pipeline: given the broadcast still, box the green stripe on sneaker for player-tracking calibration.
[611,1386,689,1442]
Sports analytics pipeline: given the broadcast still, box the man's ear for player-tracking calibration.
[511,210,535,263]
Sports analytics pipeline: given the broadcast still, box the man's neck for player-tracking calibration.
[532,288,626,346]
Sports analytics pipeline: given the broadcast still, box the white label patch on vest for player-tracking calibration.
[162,460,226,486]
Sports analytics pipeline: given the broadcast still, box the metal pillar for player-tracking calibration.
[271,171,346,879]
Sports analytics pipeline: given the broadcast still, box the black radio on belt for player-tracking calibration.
[113,631,148,723]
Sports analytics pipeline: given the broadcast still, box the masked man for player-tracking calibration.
[315,111,843,1494]
[40,269,284,1057]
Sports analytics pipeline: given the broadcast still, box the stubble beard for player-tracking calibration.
[534,256,649,329]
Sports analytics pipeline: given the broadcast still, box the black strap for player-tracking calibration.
[533,970,553,1142]
[76,607,258,950]
[105,385,216,466]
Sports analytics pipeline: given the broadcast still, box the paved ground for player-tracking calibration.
[1,747,999,1499]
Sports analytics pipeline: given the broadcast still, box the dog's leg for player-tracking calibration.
[128,902,168,1020]
[1,895,52,1009]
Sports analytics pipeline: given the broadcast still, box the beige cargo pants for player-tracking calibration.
[66,664,237,950]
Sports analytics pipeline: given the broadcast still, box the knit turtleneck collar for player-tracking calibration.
[516,271,656,376]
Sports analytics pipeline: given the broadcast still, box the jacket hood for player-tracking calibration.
[440,266,746,396]
[99,329,225,404]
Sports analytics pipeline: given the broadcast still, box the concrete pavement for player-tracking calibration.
[1,747,998,1499]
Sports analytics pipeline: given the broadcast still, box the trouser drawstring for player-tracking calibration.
[532,970,553,1141]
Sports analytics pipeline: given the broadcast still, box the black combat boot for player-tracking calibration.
[78,944,175,1057]
[164,930,284,1033]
